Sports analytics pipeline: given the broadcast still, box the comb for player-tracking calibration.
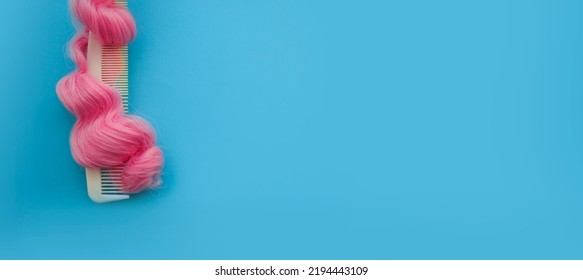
[85,0,130,203]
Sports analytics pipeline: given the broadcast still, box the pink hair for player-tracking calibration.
[56,0,163,193]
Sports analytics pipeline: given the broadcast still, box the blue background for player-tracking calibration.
[1,0,583,259]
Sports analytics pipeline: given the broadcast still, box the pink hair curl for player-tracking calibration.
[57,0,163,193]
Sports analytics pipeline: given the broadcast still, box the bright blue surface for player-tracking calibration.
[1,0,583,259]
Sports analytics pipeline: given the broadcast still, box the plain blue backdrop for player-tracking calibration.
[1,0,583,259]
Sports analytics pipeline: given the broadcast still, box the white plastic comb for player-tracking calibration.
[85,0,130,203]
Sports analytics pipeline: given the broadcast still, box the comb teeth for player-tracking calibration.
[100,167,128,195]
[116,0,128,7]
[101,1,129,193]
[102,45,128,113]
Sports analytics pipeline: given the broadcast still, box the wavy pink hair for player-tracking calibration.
[57,0,163,193]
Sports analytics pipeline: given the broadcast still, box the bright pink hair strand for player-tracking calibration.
[57,0,163,193]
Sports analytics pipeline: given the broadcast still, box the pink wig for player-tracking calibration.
[56,0,163,193]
